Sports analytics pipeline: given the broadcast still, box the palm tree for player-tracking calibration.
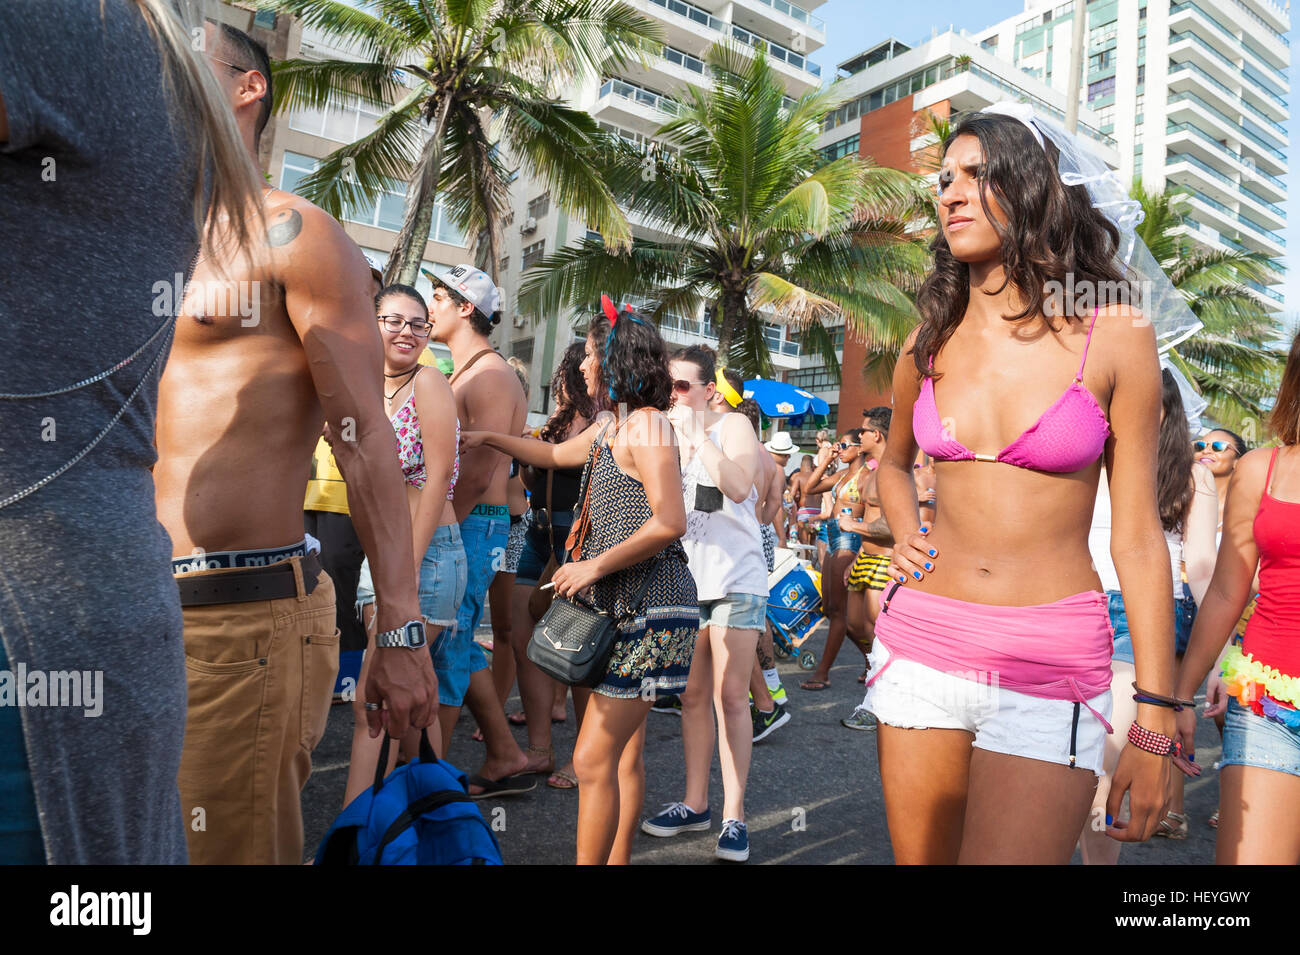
[263,0,662,284]
[1132,181,1287,432]
[518,43,932,381]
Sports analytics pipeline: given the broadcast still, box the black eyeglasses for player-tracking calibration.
[378,314,432,337]
[1194,440,1230,453]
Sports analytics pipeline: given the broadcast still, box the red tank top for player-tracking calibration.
[1243,448,1300,677]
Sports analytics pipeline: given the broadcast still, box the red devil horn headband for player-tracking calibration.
[601,294,619,327]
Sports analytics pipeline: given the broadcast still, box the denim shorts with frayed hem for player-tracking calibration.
[1220,696,1300,778]
[699,592,767,632]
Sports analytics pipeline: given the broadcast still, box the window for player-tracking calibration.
[1089,50,1114,72]
[1136,64,1145,85]
[253,8,276,28]
[1087,76,1115,102]
[289,97,383,144]
[1137,35,1146,56]
[1138,5,1147,19]
[522,240,546,270]
[499,256,509,273]
[1088,21,1117,47]
[1054,2,1074,18]
[1016,18,1037,35]
[663,45,706,74]
[1093,104,1115,128]
[819,134,859,163]
[784,367,837,392]
[1135,93,1145,114]
[512,337,534,367]
[527,193,550,220]
[981,36,998,51]
[584,229,603,243]
[279,151,465,246]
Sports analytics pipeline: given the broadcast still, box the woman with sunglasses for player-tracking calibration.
[342,284,464,802]
[1195,431,1249,542]
[797,430,873,692]
[1172,333,1300,863]
[461,299,695,865]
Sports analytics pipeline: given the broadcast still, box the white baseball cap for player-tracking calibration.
[423,263,503,321]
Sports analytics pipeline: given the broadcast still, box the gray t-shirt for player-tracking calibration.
[0,0,197,863]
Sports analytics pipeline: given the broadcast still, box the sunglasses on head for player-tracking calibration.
[1194,440,1230,453]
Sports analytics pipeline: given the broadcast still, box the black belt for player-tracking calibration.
[176,553,322,607]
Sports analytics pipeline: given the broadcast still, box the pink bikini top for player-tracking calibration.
[913,307,1110,474]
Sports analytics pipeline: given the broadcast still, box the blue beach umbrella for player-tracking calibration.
[742,378,830,421]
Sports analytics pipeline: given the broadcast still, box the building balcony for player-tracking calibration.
[592,77,681,133]
[730,0,826,54]
[1183,189,1286,257]
[1167,61,1289,135]
[1166,153,1286,230]
[1166,93,1287,176]
[1165,122,1287,203]
[1169,2,1290,78]
[1199,0,1291,65]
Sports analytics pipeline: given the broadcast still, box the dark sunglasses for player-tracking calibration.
[673,379,705,393]
[1194,440,1230,453]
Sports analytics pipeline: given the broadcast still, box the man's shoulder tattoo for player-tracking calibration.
[266,208,304,247]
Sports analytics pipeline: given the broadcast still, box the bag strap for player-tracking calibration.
[537,466,554,531]
[565,419,614,560]
[447,348,496,387]
[373,729,440,794]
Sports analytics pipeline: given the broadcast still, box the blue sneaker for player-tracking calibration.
[715,818,749,862]
[641,802,711,837]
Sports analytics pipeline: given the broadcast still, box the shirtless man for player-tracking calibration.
[426,264,544,794]
[154,24,435,864]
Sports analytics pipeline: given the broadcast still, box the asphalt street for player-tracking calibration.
[301,620,1223,865]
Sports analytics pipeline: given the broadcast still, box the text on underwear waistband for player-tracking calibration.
[172,540,308,575]
[470,504,509,517]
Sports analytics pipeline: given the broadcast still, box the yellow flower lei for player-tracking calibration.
[1221,644,1300,709]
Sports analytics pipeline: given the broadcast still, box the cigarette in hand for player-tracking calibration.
[538,581,555,591]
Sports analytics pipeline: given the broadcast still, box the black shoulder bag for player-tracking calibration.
[526,424,653,687]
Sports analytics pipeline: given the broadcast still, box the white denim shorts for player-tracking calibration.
[862,639,1112,776]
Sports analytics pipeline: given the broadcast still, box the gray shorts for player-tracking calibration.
[699,592,767,631]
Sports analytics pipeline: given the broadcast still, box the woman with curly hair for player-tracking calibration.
[462,299,696,864]
[865,107,1176,863]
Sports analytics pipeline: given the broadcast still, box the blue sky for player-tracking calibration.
[814,0,1298,326]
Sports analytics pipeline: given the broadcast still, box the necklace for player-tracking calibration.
[385,367,418,401]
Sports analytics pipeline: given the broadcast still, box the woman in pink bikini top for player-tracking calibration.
[867,107,1179,864]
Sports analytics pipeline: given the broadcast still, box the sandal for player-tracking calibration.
[800,679,831,691]
[1208,808,1220,829]
[547,769,578,790]
[856,667,869,685]
[1153,810,1189,840]
[466,773,537,799]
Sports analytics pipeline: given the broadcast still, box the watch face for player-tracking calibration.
[405,621,427,648]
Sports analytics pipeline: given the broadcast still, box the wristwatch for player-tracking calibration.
[374,620,427,650]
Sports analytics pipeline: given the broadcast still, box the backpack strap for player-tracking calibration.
[373,729,439,794]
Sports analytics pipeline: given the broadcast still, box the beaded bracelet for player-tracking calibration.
[1133,693,1184,711]
[1127,721,1182,757]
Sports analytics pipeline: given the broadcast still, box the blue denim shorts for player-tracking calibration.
[699,592,767,631]
[825,518,862,555]
[1221,697,1300,778]
[456,511,508,674]
[1106,589,1197,665]
[515,510,574,587]
[357,524,472,706]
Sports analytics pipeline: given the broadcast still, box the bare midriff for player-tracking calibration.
[910,458,1105,607]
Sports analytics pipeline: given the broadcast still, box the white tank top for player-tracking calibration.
[680,418,768,601]
[1089,469,1184,599]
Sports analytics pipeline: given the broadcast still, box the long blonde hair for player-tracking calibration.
[121,0,264,255]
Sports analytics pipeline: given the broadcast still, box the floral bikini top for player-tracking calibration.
[390,368,460,499]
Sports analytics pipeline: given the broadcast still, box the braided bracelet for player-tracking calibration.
[1127,721,1182,758]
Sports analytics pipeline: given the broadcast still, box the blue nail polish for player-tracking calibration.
[913,571,922,580]
[928,549,937,557]
[924,562,932,570]
[920,526,929,533]
[1106,813,1113,826]
[898,575,906,583]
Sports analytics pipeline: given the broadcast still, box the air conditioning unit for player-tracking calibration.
[513,314,527,328]
[520,216,538,234]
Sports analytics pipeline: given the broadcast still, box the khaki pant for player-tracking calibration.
[176,556,339,864]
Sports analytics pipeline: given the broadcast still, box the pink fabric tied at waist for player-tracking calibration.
[871,584,1115,733]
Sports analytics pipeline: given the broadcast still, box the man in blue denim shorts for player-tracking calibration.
[429,264,544,796]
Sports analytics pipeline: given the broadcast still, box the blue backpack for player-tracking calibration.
[315,731,502,865]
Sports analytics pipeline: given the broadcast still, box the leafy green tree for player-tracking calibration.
[263,0,661,284]
[1132,181,1287,431]
[519,43,932,380]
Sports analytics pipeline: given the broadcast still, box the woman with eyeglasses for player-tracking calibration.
[797,430,872,692]
[342,284,465,802]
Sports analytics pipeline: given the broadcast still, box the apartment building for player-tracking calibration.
[499,0,831,415]
[815,31,1119,420]
[974,0,1289,311]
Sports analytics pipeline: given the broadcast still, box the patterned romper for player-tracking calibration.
[579,426,699,699]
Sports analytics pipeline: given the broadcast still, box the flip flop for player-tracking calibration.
[800,679,830,691]
[466,773,538,799]
[506,711,527,726]
[547,769,578,790]
[856,668,869,684]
